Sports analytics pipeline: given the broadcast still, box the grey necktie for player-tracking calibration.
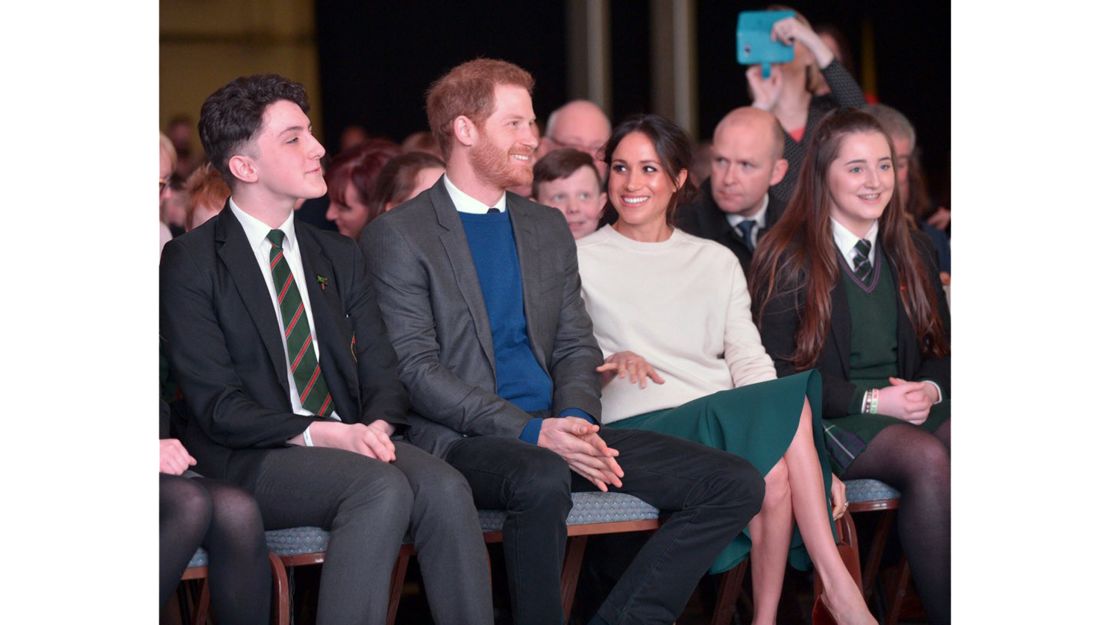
[852,238,873,280]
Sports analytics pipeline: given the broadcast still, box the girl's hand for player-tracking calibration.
[160,438,196,475]
[876,378,932,425]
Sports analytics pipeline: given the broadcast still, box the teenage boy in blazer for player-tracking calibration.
[362,58,765,625]
[160,74,492,625]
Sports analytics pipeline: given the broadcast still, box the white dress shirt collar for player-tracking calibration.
[229,197,298,252]
[444,174,507,214]
[724,194,770,229]
[227,197,340,421]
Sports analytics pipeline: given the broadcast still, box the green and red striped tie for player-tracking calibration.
[267,229,334,417]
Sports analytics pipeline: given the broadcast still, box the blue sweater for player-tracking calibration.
[459,210,594,443]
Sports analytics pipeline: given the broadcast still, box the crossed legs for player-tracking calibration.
[748,399,875,625]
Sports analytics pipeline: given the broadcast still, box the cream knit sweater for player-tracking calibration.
[576,226,777,424]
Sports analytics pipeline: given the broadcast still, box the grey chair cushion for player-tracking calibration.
[266,526,331,557]
[479,491,659,532]
[186,548,208,569]
[265,492,661,556]
[845,478,901,503]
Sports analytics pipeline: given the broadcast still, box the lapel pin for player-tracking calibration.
[316,274,329,291]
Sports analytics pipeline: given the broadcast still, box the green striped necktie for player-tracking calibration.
[266,229,334,417]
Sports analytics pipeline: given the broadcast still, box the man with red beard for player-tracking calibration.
[362,58,764,625]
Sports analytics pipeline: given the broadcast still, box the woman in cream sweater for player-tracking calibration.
[576,114,875,625]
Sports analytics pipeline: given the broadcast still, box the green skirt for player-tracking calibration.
[606,370,831,574]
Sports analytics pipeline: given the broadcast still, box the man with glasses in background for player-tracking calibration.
[539,99,611,179]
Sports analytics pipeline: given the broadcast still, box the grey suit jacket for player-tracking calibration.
[360,177,603,457]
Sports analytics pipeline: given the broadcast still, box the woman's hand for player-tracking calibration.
[771,16,835,69]
[160,438,196,476]
[746,65,784,111]
[830,475,849,520]
[875,378,933,425]
[596,351,665,389]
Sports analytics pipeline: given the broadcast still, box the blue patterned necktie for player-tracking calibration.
[736,219,757,251]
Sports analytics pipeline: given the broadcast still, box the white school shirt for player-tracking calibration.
[229,199,342,424]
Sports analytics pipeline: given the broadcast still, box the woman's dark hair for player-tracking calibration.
[749,108,949,369]
[366,151,446,216]
[603,113,696,224]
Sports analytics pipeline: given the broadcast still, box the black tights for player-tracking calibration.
[842,421,950,625]
[159,474,271,625]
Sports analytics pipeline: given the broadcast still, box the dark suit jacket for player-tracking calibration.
[758,232,950,418]
[360,178,603,457]
[160,205,411,479]
[675,179,786,274]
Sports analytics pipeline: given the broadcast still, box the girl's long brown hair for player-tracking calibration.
[748,109,949,369]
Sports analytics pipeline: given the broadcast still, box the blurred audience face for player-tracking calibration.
[371,151,447,214]
[401,130,443,160]
[340,125,370,152]
[324,138,402,238]
[709,108,787,217]
[400,166,445,205]
[542,100,610,176]
[184,163,230,230]
[326,183,373,239]
[536,164,606,239]
[689,141,714,188]
[827,131,894,236]
[163,188,189,228]
[160,143,175,206]
[890,133,913,192]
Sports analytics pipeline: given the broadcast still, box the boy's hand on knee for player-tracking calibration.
[309,421,396,462]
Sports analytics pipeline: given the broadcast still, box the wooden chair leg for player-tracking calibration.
[709,559,749,625]
[191,580,210,625]
[172,582,191,625]
[560,536,590,621]
[268,553,290,625]
[882,556,912,625]
[387,546,414,625]
[862,509,896,599]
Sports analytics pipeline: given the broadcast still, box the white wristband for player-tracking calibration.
[302,424,315,447]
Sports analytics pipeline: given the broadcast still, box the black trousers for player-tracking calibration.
[226,441,493,625]
[444,426,764,625]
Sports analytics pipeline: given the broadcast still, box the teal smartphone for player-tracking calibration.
[736,10,795,78]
